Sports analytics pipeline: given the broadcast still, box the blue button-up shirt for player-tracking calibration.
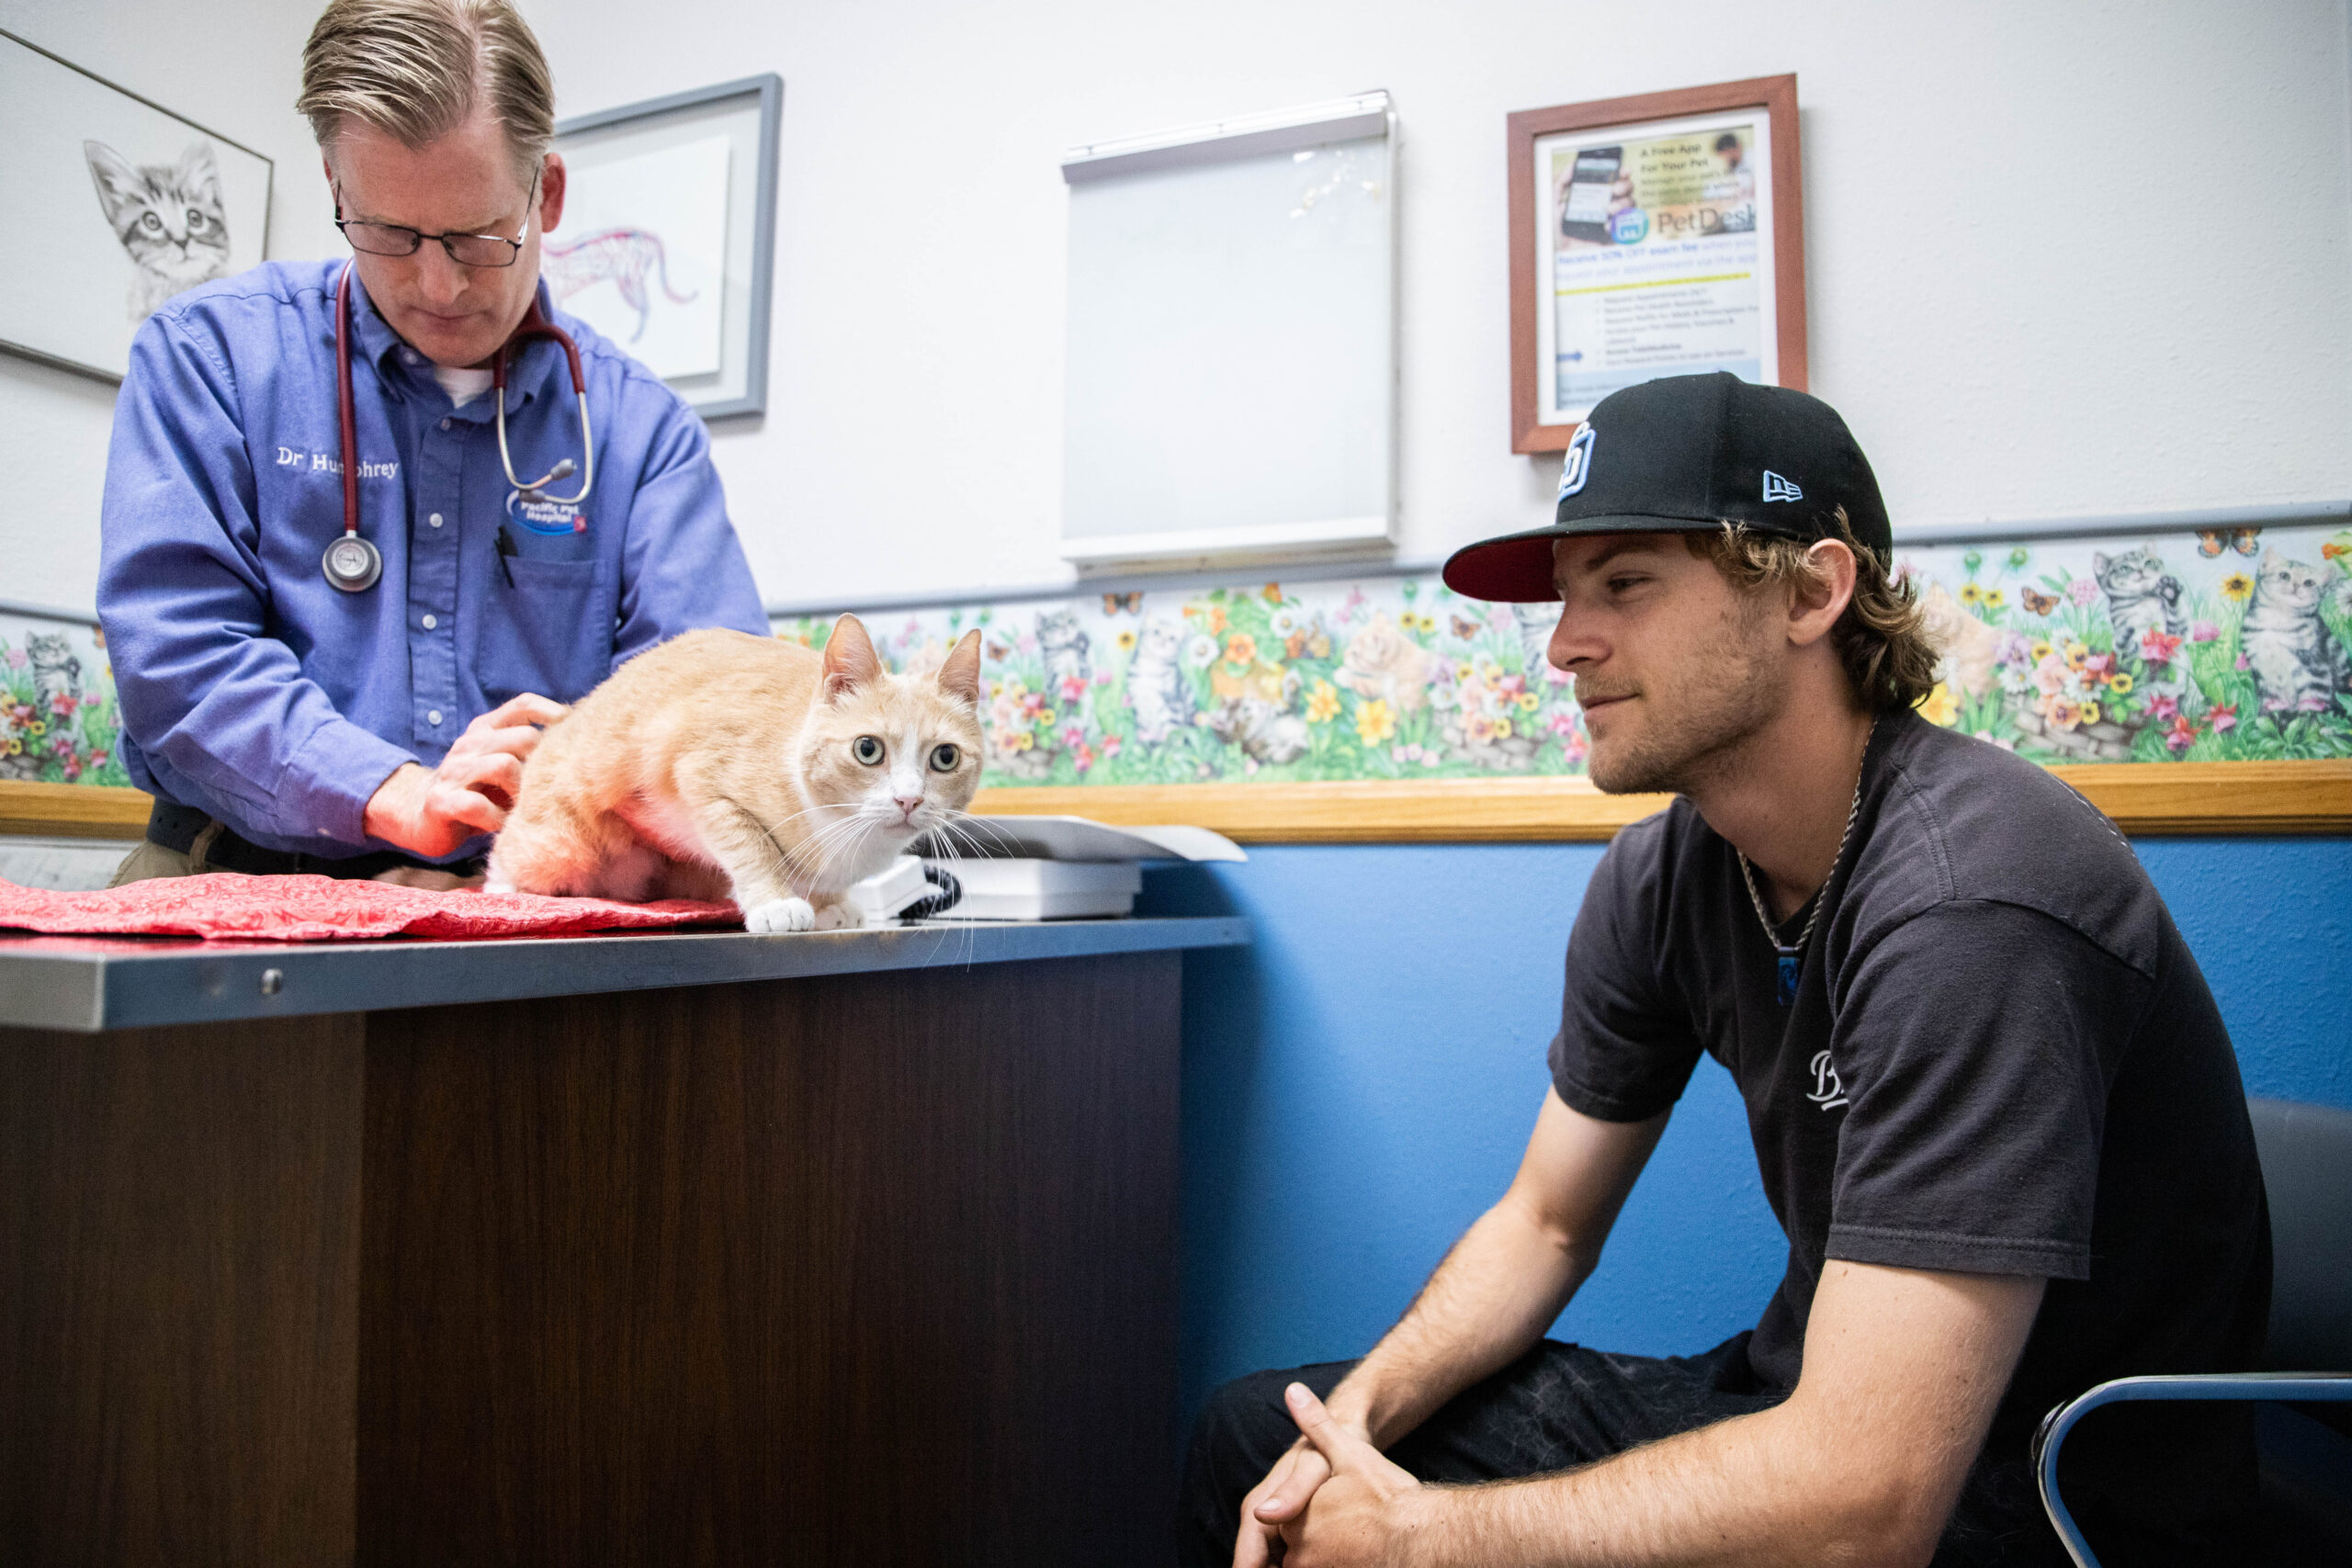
[98,258,769,861]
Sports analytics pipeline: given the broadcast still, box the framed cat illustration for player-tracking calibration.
[0,29,273,382]
[551,74,781,420]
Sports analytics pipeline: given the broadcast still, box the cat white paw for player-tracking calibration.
[744,897,816,933]
[813,902,865,931]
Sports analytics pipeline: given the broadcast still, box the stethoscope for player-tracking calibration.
[322,264,597,592]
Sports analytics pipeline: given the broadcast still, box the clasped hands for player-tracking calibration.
[1238,1384,1427,1568]
[362,693,567,858]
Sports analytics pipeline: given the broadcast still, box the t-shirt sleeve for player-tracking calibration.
[1548,829,1705,1122]
[1825,899,2140,1281]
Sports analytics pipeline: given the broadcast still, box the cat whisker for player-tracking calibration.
[924,808,1022,861]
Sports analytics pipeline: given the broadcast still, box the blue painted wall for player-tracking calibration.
[1148,838,2352,1422]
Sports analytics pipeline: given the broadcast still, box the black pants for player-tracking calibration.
[1179,1334,2064,1567]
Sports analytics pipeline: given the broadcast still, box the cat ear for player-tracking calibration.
[2091,551,2109,574]
[83,141,142,225]
[938,629,984,707]
[820,614,882,702]
[176,142,222,204]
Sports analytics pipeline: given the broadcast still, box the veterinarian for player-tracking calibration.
[97,0,768,884]
[1182,373,2267,1568]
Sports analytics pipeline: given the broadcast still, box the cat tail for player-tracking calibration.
[654,233,697,305]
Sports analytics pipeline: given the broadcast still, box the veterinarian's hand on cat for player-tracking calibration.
[364,694,569,857]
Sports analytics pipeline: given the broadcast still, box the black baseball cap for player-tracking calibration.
[1442,372,1893,603]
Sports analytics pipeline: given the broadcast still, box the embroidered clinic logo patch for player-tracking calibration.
[505,489,587,536]
[1762,469,1804,503]
[1557,424,1597,500]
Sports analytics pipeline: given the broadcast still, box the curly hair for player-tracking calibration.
[1686,511,1939,713]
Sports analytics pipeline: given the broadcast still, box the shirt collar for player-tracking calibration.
[335,265,566,416]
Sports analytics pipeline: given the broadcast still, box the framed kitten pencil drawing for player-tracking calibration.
[0,30,273,383]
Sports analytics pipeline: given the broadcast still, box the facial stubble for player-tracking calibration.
[1584,587,1786,796]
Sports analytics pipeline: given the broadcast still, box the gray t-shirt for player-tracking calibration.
[1551,713,2267,1554]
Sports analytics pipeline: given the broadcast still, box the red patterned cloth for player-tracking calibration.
[0,874,741,942]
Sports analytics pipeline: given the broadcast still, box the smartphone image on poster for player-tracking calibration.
[1558,146,1623,244]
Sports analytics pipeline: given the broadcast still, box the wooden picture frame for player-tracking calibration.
[1509,74,1806,455]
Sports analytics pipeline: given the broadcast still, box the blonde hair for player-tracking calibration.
[298,0,554,181]
[1687,511,1940,713]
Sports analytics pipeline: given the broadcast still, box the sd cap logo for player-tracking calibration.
[1762,469,1803,503]
[1557,424,1597,500]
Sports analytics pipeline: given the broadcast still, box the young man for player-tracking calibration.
[1181,373,2267,1567]
[98,0,769,884]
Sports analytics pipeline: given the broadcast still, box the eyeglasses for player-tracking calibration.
[334,169,538,269]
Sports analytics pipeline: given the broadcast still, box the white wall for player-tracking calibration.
[7,0,2350,615]
[0,0,344,614]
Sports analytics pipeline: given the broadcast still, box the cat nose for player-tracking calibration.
[893,794,922,819]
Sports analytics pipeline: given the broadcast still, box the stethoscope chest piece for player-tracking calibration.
[323,533,382,592]
[325,264,593,594]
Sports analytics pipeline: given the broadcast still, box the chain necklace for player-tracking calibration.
[1737,720,1874,1008]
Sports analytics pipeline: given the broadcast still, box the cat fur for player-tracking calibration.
[1204,695,1310,766]
[2240,548,2350,715]
[1036,608,1091,690]
[1917,582,2000,702]
[2092,547,2186,667]
[1125,616,1188,743]
[25,631,83,705]
[486,616,985,931]
[85,141,232,321]
[1512,602,1560,678]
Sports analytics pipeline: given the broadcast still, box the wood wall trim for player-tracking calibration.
[974,761,2352,841]
[0,781,151,840]
[6,763,2346,851]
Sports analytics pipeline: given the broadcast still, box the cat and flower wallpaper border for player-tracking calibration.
[6,523,2352,843]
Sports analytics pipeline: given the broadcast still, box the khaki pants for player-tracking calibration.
[107,838,198,886]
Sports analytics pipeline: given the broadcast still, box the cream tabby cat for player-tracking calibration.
[487,615,984,932]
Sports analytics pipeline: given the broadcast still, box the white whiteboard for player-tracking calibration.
[1060,94,1396,569]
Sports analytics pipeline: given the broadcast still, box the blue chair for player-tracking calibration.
[2034,1098,2352,1565]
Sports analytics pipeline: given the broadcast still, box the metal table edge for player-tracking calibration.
[0,916,1250,1032]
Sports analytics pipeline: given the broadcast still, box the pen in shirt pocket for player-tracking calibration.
[495,523,518,588]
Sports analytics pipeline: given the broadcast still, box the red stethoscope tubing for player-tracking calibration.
[330,263,592,541]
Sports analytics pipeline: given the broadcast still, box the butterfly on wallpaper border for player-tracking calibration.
[1101,592,1143,615]
[2196,527,2261,558]
[1449,614,1484,642]
[2018,585,2062,616]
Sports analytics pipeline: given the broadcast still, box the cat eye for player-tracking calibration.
[186,209,209,231]
[853,735,885,765]
[140,212,164,232]
[929,744,961,773]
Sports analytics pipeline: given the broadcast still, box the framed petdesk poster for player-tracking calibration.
[1509,74,1804,454]
[0,29,274,383]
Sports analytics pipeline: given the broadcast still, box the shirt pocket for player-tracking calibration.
[479,557,616,705]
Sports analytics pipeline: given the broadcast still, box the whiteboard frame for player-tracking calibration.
[1057,92,1398,573]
